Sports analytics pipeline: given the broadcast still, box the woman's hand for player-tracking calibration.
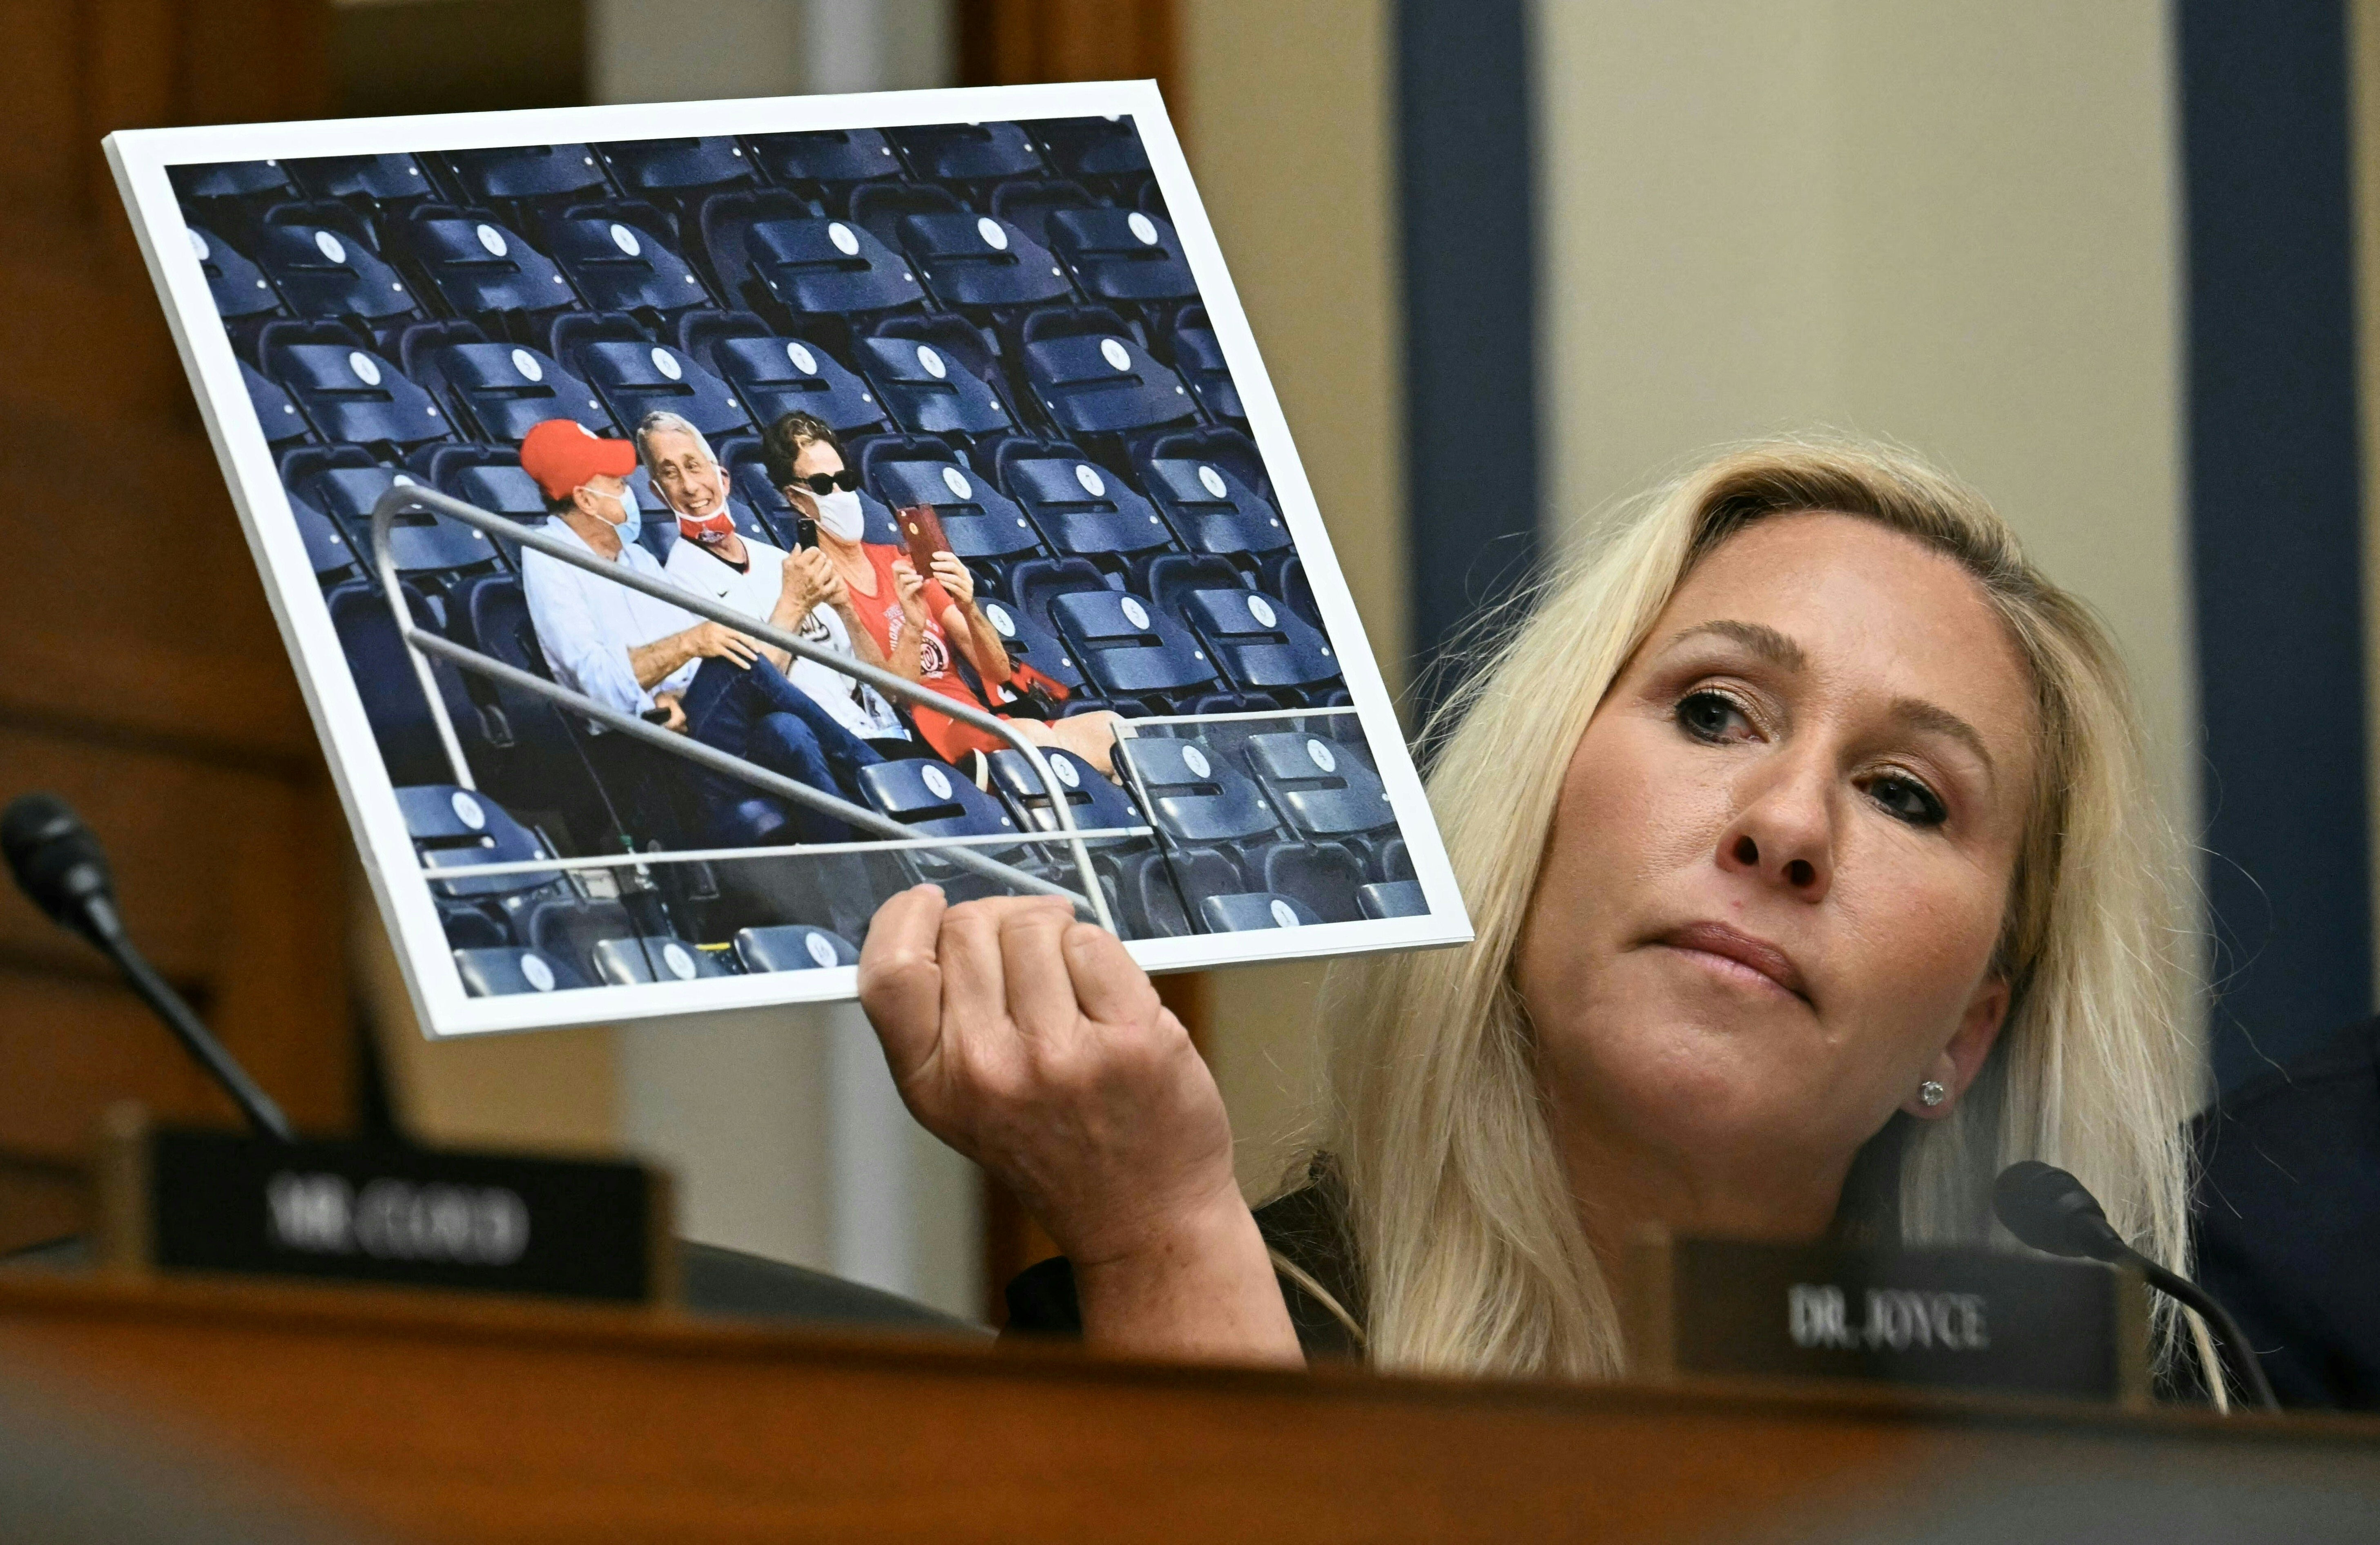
[928,549,975,609]
[857,888,1301,1364]
[890,557,932,630]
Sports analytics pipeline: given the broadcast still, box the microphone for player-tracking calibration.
[1994,1160,2276,1410]
[2,794,294,1143]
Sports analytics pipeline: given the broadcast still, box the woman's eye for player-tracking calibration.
[1867,773,1947,827]
[1675,690,1753,743]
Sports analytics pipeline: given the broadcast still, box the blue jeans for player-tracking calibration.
[677,656,884,845]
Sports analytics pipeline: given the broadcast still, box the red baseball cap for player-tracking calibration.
[520,419,637,502]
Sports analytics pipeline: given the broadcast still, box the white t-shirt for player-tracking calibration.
[664,534,906,741]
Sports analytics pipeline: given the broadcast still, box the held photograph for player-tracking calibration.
[106,82,1468,1037]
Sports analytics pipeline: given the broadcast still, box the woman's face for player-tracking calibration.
[1516,512,2036,1208]
[784,440,846,516]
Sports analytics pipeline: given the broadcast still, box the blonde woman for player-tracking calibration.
[857,439,2208,1385]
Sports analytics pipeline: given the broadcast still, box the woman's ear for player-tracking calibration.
[1905,974,2009,1120]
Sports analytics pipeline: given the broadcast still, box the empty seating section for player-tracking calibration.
[178,123,1409,960]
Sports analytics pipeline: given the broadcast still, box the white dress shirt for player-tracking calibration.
[665,535,907,741]
[520,517,700,716]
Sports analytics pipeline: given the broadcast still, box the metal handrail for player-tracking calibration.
[368,484,1114,928]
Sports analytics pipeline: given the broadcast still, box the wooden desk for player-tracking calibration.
[0,1272,2373,1543]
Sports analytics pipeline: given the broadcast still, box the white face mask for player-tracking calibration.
[812,487,865,543]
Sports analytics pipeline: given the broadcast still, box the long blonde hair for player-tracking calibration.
[1325,438,2204,1380]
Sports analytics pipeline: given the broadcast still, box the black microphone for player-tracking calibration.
[2,794,294,1143]
[1994,1159,2276,1410]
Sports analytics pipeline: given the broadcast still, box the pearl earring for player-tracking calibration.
[1918,1080,1947,1108]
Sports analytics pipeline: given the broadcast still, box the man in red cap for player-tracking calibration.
[516,419,884,843]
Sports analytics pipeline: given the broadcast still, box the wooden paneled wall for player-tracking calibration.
[0,2,352,1248]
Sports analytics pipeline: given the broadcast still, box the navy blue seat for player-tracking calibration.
[1027,117,1152,180]
[1108,846,1243,940]
[289,487,357,582]
[1173,584,1340,697]
[323,579,482,786]
[1257,839,1366,924]
[395,214,580,327]
[861,440,1044,565]
[442,145,612,205]
[1022,331,1199,440]
[596,138,756,198]
[558,321,755,442]
[1200,891,1322,933]
[243,359,312,446]
[1047,209,1197,306]
[290,153,442,205]
[1148,424,1269,500]
[418,339,612,444]
[853,334,1015,440]
[454,946,589,997]
[543,214,717,318]
[1356,880,1428,920]
[687,316,889,438]
[1004,556,1110,689]
[888,123,1043,184]
[976,591,1087,697]
[1375,832,1412,882]
[304,466,502,578]
[985,747,1147,846]
[397,783,564,904]
[1265,551,1323,629]
[899,212,1072,312]
[986,178,1099,249]
[263,332,454,450]
[1243,731,1394,839]
[871,311,1014,400]
[742,129,904,195]
[735,924,860,972]
[1140,454,1287,556]
[1111,736,1278,846]
[1048,589,1217,705]
[171,160,299,204]
[248,221,425,328]
[1166,305,1242,423]
[999,447,1174,561]
[427,453,549,565]
[188,226,283,323]
[694,188,814,308]
[592,935,732,985]
[745,216,925,319]
[856,758,1041,896]
[849,180,963,252]
[440,569,602,806]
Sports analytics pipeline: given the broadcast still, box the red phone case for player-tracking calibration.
[898,504,950,577]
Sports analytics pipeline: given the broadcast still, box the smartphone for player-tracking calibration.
[899,503,951,577]
[794,514,817,549]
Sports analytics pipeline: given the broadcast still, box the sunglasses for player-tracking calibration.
[784,469,861,496]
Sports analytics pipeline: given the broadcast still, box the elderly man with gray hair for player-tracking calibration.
[638,410,912,754]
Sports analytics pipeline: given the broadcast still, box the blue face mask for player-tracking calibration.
[596,485,640,544]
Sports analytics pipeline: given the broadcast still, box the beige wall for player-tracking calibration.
[1536,0,2199,852]
[1176,0,1406,1193]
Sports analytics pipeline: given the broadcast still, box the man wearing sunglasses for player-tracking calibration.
[516,418,885,844]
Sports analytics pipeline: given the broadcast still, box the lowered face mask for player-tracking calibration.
[812,488,866,543]
[677,506,736,544]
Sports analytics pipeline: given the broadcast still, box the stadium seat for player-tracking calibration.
[997,445,1175,562]
[986,178,1100,249]
[1242,731,1395,840]
[1165,305,1243,423]
[887,123,1044,185]
[1048,589,1218,706]
[1144,553,1245,613]
[742,129,904,199]
[300,465,501,578]
[1264,551,1323,629]
[1173,583,1341,698]
[262,328,454,450]
[1376,833,1412,882]
[591,935,732,985]
[975,590,1087,697]
[426,453,547,565]
[1020,330,1199,441]
[1047,209,1197,306]
[856,758,1040,898]
[1356,880,1428,920]
[242,359,312,447]
[1258,839,1366,924]
[744,215,925,321]
[1139,453,1288,557]
[734,923,860,973]
[171,160,299,205]
[595,138,756,200]
[246,221,425,331]
[984,746,1147,846]
[413,337,612,444]
[860,439,1044,567]
[441,144,613,206]
[1026,116,1152,180]
[323,579,482,786]
[187,226,283,324]
[438,569,604,807]
[542,213,718,319]
[684,314,890,438]
[849,180,963,252]
[392,212,581,330]
[870,311,1015,402]
[1199,891,1322,933]
[1108,845,1243,940]
[556,317,755,442]
[523,898,640,982]
[288,487,358,583]
[397,782,564,904]
[693,188,813,309]
[1111,736,1278,846]
[454,945,590,997]
[1148,424,1269,500]
[852,334,1015,441]
[289,153,442,206]
[898,212,1073,313]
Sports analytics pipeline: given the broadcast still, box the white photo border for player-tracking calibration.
[105,79,1473,1038]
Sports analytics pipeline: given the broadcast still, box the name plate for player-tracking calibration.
[97,1109,674,1305]
[1624,1234,2148,1404]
